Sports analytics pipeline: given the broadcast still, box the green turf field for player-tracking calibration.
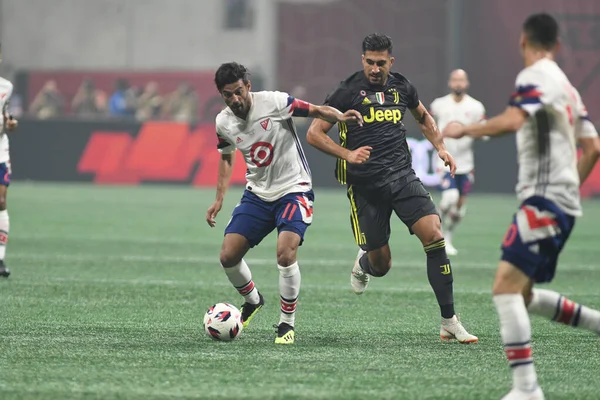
[1,183,599,399]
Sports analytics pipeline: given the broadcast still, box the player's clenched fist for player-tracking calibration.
[206,200,223,227]
[346,146,372,164]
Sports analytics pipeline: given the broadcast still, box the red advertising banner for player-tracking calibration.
[9,118,247,186]
[77,122,247,185]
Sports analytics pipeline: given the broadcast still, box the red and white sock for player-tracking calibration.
[278,262,300,327]
[493,294,538,392]
[223,259,260,305]
[529,288,600,333]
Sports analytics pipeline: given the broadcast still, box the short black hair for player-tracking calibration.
[523,13,559,50]
[214,62,250,92]
[362,33,393,54]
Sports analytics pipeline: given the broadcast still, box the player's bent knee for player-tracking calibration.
[219,249,244,269]
[368,250,392,276]
[492,261,530,295]
[415,218,444,246]
[276,246,298,267]
[440,189,459,211]
[0,196,7,211]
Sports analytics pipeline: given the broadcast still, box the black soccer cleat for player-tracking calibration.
[240,292,264,328]
[274,323,295,344]
[0,260,10,278]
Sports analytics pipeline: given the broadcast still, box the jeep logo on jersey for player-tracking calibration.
[260,118,272,131]
[363,107,402,124]
[250,141,274,167]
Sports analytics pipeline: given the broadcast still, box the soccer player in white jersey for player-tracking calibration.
[430,69,486,255]
[445,14,600,400]
[0,43,18,278]
[205,62,364,344]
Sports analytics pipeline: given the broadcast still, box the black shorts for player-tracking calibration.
[346,173,439,251]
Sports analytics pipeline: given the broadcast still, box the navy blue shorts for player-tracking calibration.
[439,172,473,195]
[501,196,575,283]
[224,190,314,248]
[0,162,11,186]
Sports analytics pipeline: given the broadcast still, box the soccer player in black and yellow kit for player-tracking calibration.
[307,33,477,343]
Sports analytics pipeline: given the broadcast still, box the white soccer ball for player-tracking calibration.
[203,302,243,341]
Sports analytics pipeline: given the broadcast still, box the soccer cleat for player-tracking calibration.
[351,249,369,294]
[501,387,545,400]
[445,241,458,256]
[0,260,10,278]
[240,292,264,329]
[440,315,478,343]
[274,323,295,344]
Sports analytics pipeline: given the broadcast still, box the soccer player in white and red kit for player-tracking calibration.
[0,43,18,278]
[445,14,600,400]
[430,69,486,255]
[205,62,364,344]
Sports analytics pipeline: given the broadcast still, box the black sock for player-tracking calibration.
[424,239,455,319]
[359,252,387,277]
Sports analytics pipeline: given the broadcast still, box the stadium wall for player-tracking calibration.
[10,117,600,197]
[0,0,278,88]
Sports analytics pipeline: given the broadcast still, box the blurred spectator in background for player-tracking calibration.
[136,81,163,121]
[29,80,64,119]
[163,82,198,122]
[108,78,136,118]
[72,79,107,117]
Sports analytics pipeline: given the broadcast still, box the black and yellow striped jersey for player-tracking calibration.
[324,71,420,187]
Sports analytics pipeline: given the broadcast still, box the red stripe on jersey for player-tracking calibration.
[523,206,557,229]
[291,99,310,117]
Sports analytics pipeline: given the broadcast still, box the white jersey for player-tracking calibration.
[215,91,312,202]
[0,77,13,164]
[510,58,598,217]
[430,94,486,174]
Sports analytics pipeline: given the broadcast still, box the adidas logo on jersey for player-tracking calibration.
[236,137,243,144]
[361,97,371,105]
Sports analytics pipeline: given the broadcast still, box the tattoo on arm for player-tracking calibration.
[410,108,428,125]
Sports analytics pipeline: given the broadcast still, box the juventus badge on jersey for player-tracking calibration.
[375,92,385,105]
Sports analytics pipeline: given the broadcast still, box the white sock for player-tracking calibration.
[278,262,300,327]
[223,259,260,305]
[0,210,9,260]
[493,294,538,392]
[529,288,600,333]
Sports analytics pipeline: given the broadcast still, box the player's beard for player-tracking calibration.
[452,89,464,96]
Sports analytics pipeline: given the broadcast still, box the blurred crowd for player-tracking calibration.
[27,78,199,122]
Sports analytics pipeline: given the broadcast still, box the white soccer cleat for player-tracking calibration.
[350,249,370,295]
[501,387,545,400]
[445,241,458,256]
[440,315,478,343]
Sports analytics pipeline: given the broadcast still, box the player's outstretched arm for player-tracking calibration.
[410,101,456,176]
[444,106,526,139]
[307,104,363,126]
[577,136,600,184]
[206,153,235,227]
[306,119,371,164]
